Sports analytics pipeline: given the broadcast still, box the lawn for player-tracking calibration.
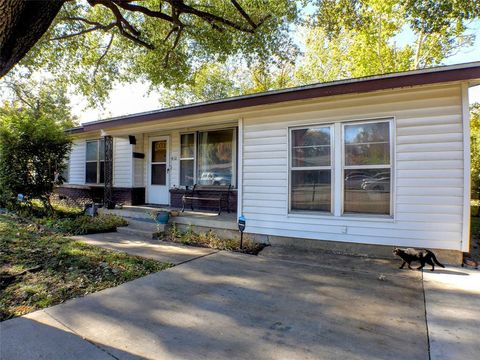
[0,215,171,321]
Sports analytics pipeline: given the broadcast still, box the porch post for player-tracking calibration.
[103,135,114,209]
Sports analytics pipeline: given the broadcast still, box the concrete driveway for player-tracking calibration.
[1,242,430,360]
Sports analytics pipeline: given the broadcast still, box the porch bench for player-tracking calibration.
[181,184,232,215]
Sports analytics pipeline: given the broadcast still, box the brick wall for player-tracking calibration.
[55,185,145,206]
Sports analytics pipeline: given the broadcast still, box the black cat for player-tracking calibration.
[393,248,445,271]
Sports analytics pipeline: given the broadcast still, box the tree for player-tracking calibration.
[1,0,297,103]
[160,63,240,107]
[0,87,74,211]
[296,0,476,84]
[471,103,480,200]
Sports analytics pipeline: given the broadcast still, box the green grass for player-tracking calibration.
[36,214,128,235]
[0,215,171,321]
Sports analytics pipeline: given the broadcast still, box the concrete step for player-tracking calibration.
[117,226,155,240]
[124,218,162,232]
[101,208,153,220]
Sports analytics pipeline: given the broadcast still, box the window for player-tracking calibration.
[180,133,195,186]
[197,129,235,186]
[151,140,167,185]
[290,126,332,212]
[288,119,393,217]
[343,120,391,215]
[85,139,105,184]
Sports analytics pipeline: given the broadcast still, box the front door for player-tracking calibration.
[147,136,170,204]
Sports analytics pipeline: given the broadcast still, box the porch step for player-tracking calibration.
[101,208,153,221]
[117,226,156,240]
[124,218,161,232]
[171,213,237,231]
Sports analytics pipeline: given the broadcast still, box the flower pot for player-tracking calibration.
[156,211,170,224]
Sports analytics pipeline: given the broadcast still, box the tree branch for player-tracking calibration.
[230,0,258,29]
[51,23,116,40]
[164,25,184,66]
[93,34,114,80]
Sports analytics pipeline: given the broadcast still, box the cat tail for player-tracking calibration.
[431,253,445,268]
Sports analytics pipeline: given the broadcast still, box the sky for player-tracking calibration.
[67,19,479,123]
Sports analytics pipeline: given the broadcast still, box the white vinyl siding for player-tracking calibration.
[132,134,145,187]
[67,140,86,184]
[241,83,465,251]
[113,137,132,187]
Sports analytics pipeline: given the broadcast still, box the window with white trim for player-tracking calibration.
[290,125,333,212]
[343,120,391,215]
[289,119,393,216]
[180,133,195,186]
[179,128,236,187]
[85,139,105,184]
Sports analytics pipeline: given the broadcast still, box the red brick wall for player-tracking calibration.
[55,186,145,206]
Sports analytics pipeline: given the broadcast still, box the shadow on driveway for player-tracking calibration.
[1,251,428,360]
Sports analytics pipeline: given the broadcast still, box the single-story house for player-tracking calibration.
[60,62,480,259]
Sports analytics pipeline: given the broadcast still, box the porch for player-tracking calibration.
[101,205,238,240]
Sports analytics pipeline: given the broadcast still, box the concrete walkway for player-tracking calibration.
[423,267,480,360]
[72,232,217,264]
[1,233,478,359]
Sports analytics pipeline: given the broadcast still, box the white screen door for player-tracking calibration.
[147,136,170,204]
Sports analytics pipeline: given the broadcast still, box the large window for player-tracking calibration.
[288,119,393,217]
[179,129,236,187]
[290,126,332,212]
[197,129,234,186]
[86,139,105,184]
[343,121,391,215]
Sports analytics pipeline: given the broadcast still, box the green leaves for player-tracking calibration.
[0,94,73,208]
[8,0,297,104]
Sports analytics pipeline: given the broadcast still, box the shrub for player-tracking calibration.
[0,106,72,213]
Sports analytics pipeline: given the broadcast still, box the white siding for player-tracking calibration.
[170,131,181,188]
[241,83,466,251]
[132,134,145,187]
[67,140,86,184]
[113,137,132,187]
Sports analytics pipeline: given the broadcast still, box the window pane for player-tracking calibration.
[151,164,166,185]
[86,162,97,183]
[99,139,105,161]
[86,141,98,161]
[344,169,390,215]
[181,133,195,159]
[152,141,167,162]
[99,161,104,184]
[292,128,331,167]
[198,129,233,186]
[180,159,194,186]
[345,122,390,166]
[291,170,331,212]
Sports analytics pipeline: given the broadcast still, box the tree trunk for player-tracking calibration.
[0,0,65,78]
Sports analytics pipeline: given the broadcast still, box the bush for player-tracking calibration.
[38,214,127,235]
[0,105,72,213]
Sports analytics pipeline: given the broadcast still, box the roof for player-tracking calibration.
[69,61,480,134]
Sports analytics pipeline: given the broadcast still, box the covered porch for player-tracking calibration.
[99,117,240,212]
